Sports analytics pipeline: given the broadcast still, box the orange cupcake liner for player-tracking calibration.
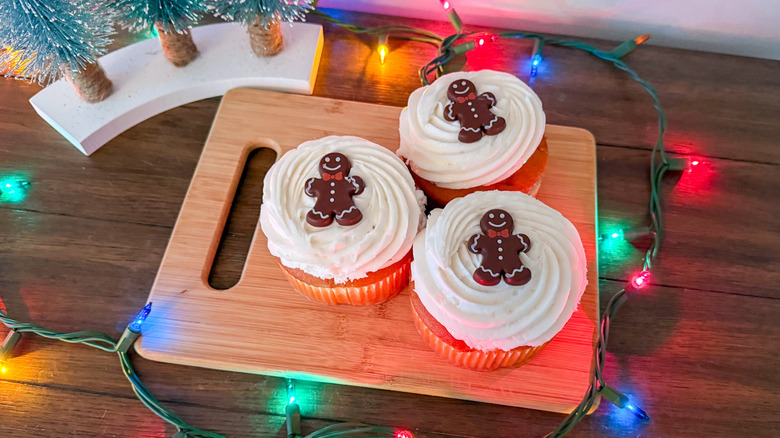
[280,255,411,306]
[411,137,549,208]
[411,302,548,371]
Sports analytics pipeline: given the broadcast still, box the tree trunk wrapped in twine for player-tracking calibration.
[65,62,113,103]
[248,18,283,56]
[155,23,198,67]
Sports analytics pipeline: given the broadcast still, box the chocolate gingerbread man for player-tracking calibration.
[305,152,365,227]
[444,79,506,143]
[468,209,532,286]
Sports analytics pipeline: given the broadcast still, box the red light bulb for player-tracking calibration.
[439,0,452,11]
[691,160,700,166]
[631,271,651,289]
[396,431,414,438]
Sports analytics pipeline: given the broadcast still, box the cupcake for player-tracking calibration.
[398,70,548,207]
[411,190,587,370]
[260,136,426,305]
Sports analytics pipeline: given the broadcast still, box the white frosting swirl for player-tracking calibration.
[412,191,587,350]
[260,136,425,283]
[398,70,545,189]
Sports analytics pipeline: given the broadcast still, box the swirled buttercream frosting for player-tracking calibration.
[398,70,545,189]
[412,190,587,350]
[260,136,426,283]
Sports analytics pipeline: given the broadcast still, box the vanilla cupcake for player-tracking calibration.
[260,136,426,305]
[399,70,548,207]
[410,190,587,370]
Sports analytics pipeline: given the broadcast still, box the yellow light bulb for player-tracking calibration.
[378,44,388,65]
[1,365,7,374]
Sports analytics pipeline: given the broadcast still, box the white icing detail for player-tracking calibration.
[346,176,360,192]
[311,209,328,219]
[330,190,335,194]
[304,178,315,197]
[498,248,503,252]
[399,70,545,189]
[487,220,506,228]
[261,136,426,283]
[330,182,335,186]
[478,265,500,277]
[329,198,334,202]
[412,191,587,350]
[467,102,472,106]
[453,88,470,95]
[469,235,481,253]
[446,104,455,120]
[471,108,476,111]
[519,235,529,251]
[322,163,340,171]
[497,239,502,244]
[473,114,478,118]
[335,205,356,219]
[485,94,496,105]
[462,126,481,132]
[498,255,503,260]
[484,114,498,129]
[506,266,525,277]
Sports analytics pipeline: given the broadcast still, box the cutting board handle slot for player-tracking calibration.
[207,145,278,290]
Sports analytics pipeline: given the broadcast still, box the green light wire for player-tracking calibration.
[0,6,681,438]
[310,7,677,436]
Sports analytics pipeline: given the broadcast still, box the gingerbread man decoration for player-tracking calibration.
[444,79,506,143]
[468,209,532,286]
[305,152,365,227]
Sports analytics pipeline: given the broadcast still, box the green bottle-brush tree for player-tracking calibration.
[114,0,208,66]
[209,0,314,56]
[0,0,115,102]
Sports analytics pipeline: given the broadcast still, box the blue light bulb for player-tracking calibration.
[129,303,152,332]
[626,402,650,421]
[530,53,543,78]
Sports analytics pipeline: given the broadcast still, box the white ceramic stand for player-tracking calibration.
[29,22,324,156]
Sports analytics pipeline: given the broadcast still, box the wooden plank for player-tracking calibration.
[597,147,780,299]
[2,282,777,437]
[309,9,780,164]
[135,88,599,413]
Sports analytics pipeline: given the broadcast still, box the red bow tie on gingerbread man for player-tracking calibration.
[488,229,509,238]
[322,172,342,181]
[455,92,476,103]
[443,79,507,143]
[467,209,532,287]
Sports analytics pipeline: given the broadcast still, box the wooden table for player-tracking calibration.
[1,8,778,438]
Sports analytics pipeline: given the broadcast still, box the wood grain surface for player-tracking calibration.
[137,89,599,412]
[1,7,779,438]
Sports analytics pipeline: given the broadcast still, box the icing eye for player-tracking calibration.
[500,213,505,218]
[489,213,494,218]
[325,157,330,162]
[452,84,457,88]
[461,80,466,85]
[335,156,341,162]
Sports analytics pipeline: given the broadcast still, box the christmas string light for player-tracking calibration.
[1,3,696,437]
[378,34,389,64]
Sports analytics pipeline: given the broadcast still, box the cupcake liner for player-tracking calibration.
[411,301,548,371]
[280,253,412,305]
[411,138,549,208]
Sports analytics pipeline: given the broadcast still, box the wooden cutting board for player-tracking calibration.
[136,88,599,413]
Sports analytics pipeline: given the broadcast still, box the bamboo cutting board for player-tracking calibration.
[137,88,599,413]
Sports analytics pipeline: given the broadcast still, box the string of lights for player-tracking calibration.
[0,2,701,437]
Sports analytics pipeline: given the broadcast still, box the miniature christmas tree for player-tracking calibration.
[114,0,207,67]
[210,0,314,56]
[0,0,115,102]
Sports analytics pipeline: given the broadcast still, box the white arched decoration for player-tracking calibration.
[29,22,323,156]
